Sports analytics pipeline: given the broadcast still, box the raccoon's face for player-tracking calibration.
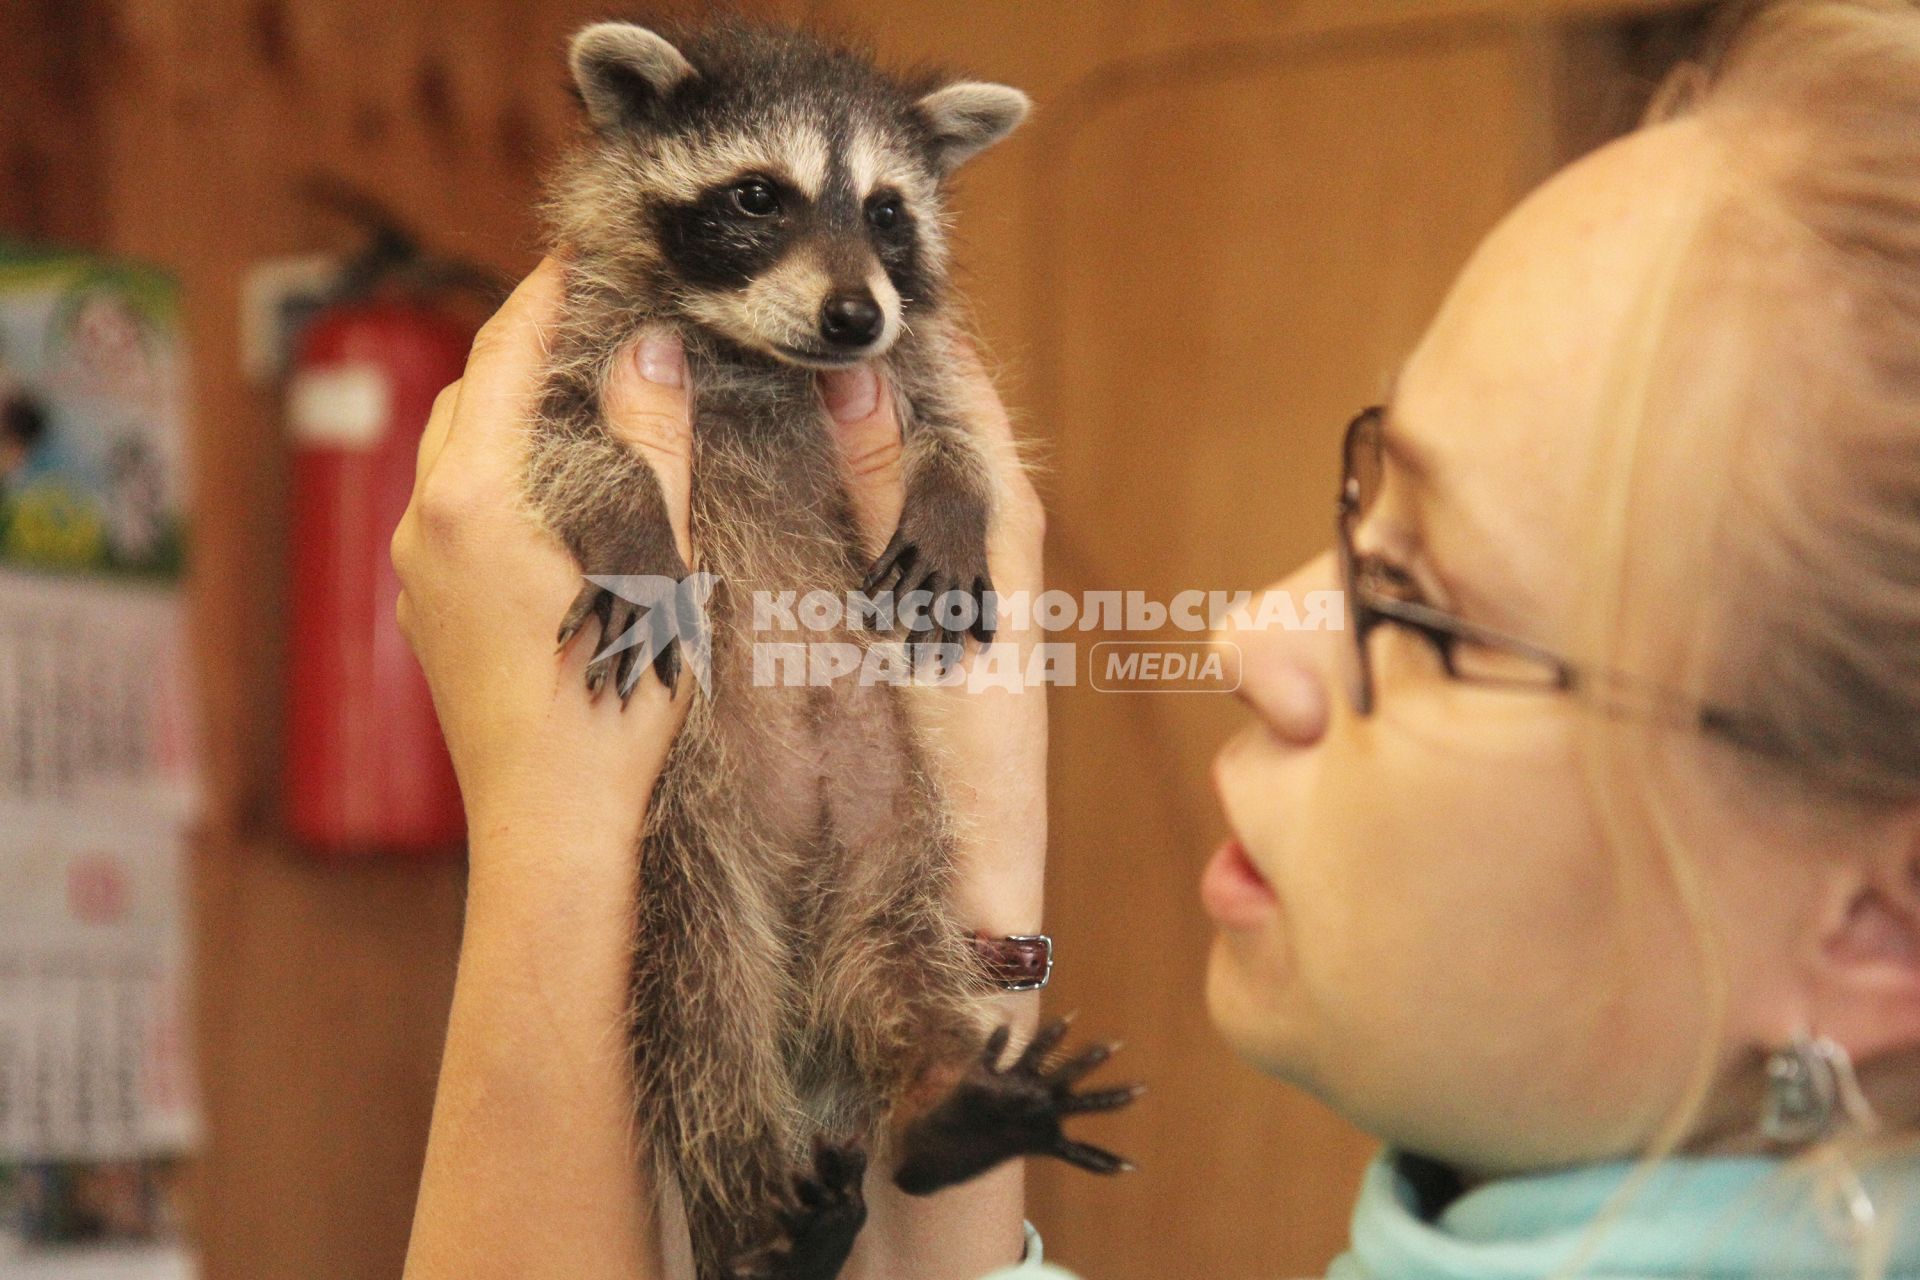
[647,139,935,368]
[569,23,1029,369]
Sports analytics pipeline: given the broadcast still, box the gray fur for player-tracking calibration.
[916,83,1032,172]
[570,22,698,132]
[530,20,1026,1278]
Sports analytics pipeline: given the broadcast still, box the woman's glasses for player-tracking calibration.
[1334,405,1778,756]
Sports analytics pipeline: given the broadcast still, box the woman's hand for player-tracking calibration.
[398,259,697,1280]
[392,257,695,848]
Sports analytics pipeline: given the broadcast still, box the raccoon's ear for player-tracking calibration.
[915,82,1031,173]
[569,22,696,132]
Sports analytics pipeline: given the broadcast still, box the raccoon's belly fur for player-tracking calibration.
[627,367,987,1274]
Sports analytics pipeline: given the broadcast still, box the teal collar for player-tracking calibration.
[1327,1147,1920,1279]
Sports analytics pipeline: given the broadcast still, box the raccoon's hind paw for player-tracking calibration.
[859,523,996,678]
[556,577,684,703]
[891,1018,1144,1197]
[726,1139,869,1280]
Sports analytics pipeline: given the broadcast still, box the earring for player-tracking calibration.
[1761,1031,1877,1146]
[1762,1031,1882,1248]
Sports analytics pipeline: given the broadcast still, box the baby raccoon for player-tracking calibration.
[528,19,1138,1280]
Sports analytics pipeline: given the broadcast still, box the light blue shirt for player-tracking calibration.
[982,1146,1920,1279]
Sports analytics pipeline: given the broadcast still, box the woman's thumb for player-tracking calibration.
[603,329,695,563]
[822,364,905,555]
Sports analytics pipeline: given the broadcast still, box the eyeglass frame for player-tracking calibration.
[1334,404,1780,758]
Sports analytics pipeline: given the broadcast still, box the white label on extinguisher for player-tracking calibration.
[287,364,390,448]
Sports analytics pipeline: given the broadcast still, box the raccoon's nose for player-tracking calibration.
[820,293,884,348]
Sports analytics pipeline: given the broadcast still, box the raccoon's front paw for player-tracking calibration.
[892,1018,1143,1197]
[860,513,995,675]
[555,568,691,703]
[727,1139,869,1280]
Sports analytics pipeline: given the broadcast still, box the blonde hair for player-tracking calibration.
[1656,0,1920,807]
[1567,2,1920,1274]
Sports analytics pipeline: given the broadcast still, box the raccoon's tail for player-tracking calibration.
[631,775,807,1278]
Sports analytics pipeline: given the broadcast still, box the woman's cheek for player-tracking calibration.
[1203,668,1683,1161]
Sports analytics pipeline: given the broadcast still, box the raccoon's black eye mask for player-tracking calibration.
[653,182,801,289]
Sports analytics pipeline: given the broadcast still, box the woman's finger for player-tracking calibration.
[436,257,567,485]
[822,363,905,554]
[948,339,1010,441]
[461,257,566,405]
[601,328,695,563]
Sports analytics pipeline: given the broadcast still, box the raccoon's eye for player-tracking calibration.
[866,196,903,230]
[729,179,781,218]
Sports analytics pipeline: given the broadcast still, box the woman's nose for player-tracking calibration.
[1211,553,1340,746]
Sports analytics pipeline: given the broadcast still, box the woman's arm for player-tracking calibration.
[394,260,694,1280]
[405,799,667,1279]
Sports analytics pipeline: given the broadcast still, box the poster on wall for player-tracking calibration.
[0,246,200,1280]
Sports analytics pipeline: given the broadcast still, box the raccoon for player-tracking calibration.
[528,20,1136,1280]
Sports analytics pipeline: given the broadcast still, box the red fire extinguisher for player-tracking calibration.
[281,195,492,856]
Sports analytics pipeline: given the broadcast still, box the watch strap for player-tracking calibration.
[970,932,1053,992]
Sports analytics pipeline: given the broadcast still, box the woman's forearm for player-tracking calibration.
[850,673,1049,1280]
[851,1002,1038,1280]
[407,792,1040,1280]
[405,793,663,1280]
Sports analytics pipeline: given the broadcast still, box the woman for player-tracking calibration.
[391,2,1920,1277]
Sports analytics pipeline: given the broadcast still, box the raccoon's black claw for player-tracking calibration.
[727,1139,869,1280]
[610,626,684,704]
[556,583,601,649]
[651,633,682,698]
[922,567,995,675]
[559,577,686,703]
[969,574,998,646]
[1055,1137,1131,1175]
[860,539,996,678]
[585,595,643,702]
[860,528,916,598]
[891,1017,1142,1197]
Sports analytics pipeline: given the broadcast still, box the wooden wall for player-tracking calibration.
[1,2,1703,1277]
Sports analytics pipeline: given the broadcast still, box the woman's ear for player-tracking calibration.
[1810,811,1920,1059]
[569,23,696,133]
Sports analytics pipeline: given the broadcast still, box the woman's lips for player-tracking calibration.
[1205,746,1277,928]
[1201,836,1277,929]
